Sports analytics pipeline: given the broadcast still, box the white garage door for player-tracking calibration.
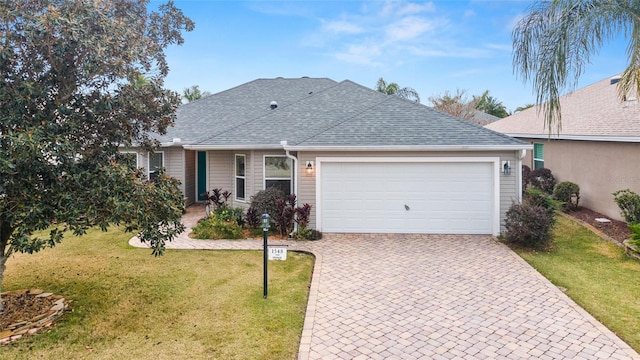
[319,161,495,234]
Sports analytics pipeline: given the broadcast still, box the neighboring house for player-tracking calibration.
[468,110,501,126]
[124,77,529,235]
[486,75,640,221]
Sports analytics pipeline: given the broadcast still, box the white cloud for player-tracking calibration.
[322,20,364,34]
[485,43,511,52]
[385,16,438,42]
[463,9,475,18]
[333,44,382,66]
[397,2,436,16]
[407,45,492,58]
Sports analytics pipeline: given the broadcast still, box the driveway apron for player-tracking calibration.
[298,234,639,360]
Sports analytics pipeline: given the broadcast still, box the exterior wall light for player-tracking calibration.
[305,161,314,175]
[502,161,511,176]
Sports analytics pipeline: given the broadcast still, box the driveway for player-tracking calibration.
[130,211,639,359]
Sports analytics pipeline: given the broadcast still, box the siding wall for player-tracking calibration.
[121,147,188,203]
[519,138,640,220]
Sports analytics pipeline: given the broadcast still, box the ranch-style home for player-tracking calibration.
[123,77,529,235]
[486,75,640,221]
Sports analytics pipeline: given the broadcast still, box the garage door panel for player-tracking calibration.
[320,161,494,234]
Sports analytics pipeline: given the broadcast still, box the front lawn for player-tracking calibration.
[514,216,640,352]
[2,227,313,359]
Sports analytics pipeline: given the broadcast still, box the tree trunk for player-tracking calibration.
[0,255,6,313]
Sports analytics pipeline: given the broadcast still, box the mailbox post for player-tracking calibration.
[261,212,271,299]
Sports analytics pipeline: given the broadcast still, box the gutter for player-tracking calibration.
[183,144,284,150]
[283,144,533,152]
[504,133,640,143]
[282,141,299,234]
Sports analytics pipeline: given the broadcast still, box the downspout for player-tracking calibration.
[282,141,298,233]
[518,149,527,202]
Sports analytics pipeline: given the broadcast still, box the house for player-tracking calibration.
[485,75,640,221]
[124,77,529,235]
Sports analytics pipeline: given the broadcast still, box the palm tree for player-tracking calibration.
[474,90,509,118]
[376,78,420,103]
[182,85,211,103]
[513,0,640,131]
[514,104,535,113]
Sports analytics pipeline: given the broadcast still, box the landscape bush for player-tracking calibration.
[214,206,245,227]
[529,168,556,194]
[504,201,556,249]
[553,181,580,211]
[244,206,261,230]
[613,189,640,224]
[274,194,297,237]
[249,187,287,223]
[524,187,559,210]
[628,223,640,248]
[192,213,243,240]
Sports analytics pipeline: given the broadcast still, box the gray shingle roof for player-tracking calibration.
[160,77,525,148]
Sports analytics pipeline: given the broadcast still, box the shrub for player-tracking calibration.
[295,227,322,241]
[192,214,243,240]
[504,202,556,249]
[553,181,580,211]
[522,164,531,191]
[629,223,640,248]
[523,188,559,210]
[295,203,312,229]
[273,194,297,237]
[214,206,245,227]
[529,168,556,194]
[249,187,287,222]
[244,206,261,230]
[613,189,640,223]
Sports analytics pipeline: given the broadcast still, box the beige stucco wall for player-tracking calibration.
[519,138,640,221]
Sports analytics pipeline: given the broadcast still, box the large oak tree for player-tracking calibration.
[0,0,194,308]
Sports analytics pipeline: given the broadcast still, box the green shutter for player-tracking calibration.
[534,143,544,159]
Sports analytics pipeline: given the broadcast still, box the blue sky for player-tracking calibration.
[156,0,628,112]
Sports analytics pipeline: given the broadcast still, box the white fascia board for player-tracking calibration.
[183,144,284,150]
[285,144,532,152]
[506,133,640,143]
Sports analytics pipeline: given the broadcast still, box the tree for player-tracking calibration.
[513,0,640,131]
[0,0,195,309]
[474,90,510,118]
[515,104,535,113]
[376,78,420,103]
[429,89,478,120]
[182,85,212,103]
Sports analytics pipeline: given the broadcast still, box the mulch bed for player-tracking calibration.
[0,291,55,331]
[564,207,631,244]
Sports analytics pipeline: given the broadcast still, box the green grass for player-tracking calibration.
[514,216,640,352]
[2,227,314,359]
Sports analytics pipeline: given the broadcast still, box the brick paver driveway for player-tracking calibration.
[298,234,639,360]
[131,209,639,359]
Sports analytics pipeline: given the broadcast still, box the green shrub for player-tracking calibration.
[504,202,556,249]
[295,227,322,241]
[613,189,640,224]
[629,223,640,248]
[244,206,261,230]
[553,181,580,211]
[192,214,243,240]
[249,187,287,223]
[529,168,556,194]
[524,188,559,210]
[214,206,245,227]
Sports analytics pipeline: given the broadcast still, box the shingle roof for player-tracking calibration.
[485,75,640,138]
[161,77,525,148]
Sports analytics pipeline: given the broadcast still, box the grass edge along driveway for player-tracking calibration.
[514,215,640,353]
[2,227,314,359]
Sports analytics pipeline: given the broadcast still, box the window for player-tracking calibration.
[235,154,246,201]
[121,152,138,171]
[264,156,292,194]
[533,143,544,169]
[148,152,164,182]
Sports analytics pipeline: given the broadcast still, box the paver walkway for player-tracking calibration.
[130,206,639,359]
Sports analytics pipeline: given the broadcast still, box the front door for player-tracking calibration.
[197,151,207,201]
